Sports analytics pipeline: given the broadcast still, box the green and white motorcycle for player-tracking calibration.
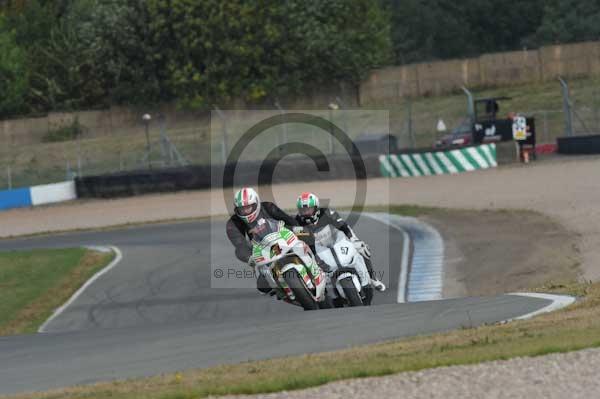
[251,218,327,310]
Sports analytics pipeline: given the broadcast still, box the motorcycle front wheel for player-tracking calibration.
[339,277,364,307]
[284,269,319,311]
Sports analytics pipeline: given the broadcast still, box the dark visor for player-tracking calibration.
[236,203,257,216]
[299,206,316,216]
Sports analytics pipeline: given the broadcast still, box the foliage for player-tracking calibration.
[527,0,600,46]
[0,0,391,113]
[147,0,391,108]
[387,0,547,64]
[2,0,600,117]
[73,0,170,105]
[0,15,27,117]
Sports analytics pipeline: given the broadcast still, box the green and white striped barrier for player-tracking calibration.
[379,143,497,178]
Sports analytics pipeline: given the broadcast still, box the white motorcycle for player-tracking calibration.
[312,225,372,307]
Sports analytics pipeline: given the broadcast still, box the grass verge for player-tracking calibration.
[0,248,114,335]
[7,281,596,399]
[2,205,589,399]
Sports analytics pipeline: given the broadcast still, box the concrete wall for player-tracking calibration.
[360,41,600,105]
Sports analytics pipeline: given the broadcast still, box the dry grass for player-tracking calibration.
[6,280,600,399]
[3,75,600,188]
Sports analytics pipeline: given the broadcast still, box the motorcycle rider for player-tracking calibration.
[226,187,325,294]
[295,192,386,292]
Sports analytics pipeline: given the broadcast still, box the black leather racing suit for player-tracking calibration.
[295,208,377,279]
[226,202,297,264]
[226,202,325,293]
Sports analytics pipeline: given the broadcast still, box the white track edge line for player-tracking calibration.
[37,245,123,333]
[397,229,410,303]
[503,292,576,322]
[362,213,410,303]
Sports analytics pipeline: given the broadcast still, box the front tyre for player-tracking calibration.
[339,277,364,307]
[284,269,319,311]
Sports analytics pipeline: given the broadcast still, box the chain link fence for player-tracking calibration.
[379,77,600,149]
[1,77,599,190]
[559,77,600,136]
[0,109,212,189]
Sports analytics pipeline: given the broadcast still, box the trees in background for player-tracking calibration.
[2,0,168,113]
[147,0,391,107]
[0,15,27,116]
[387,0,548,64]
[0,0,391,115]
[528,0,600,46]
[1,0,600,118]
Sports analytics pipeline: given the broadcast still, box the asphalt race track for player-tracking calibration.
[0,215,556,395]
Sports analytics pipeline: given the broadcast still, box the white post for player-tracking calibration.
[328,108,334,154]
[328,103,339,155]
[77,131,82,177]
[214,106,228,164]
[66,160,71,180]
[7,165,12,190]
[543,111,549,144]
[274,100,288,149]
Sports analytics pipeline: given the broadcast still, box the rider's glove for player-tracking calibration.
[353,240,371,259]
[247,256,256,268]
[292,226,305,234]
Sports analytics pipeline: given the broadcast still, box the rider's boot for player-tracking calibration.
[315,254,331,273]
[364,257,386,292]
[256,274,273,295]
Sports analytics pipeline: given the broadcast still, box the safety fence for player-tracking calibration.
[379,143,497,178]
[0,145,500,212]
[74,155,382,198]
[557,134,600,154]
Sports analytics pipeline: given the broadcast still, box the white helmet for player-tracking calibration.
[296,192,320,224]
[234,187,261,224]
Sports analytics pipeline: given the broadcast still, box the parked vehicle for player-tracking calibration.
[434,95,536,150]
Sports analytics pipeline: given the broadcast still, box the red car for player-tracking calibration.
[434,120,473,149]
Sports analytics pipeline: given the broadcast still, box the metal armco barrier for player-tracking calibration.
[379,143,497,178]
[557,134,600,154]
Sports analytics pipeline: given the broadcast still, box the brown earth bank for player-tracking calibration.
[421,209,580,298]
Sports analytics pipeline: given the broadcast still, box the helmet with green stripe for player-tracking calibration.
[296,192,320,224]
[234,187,261,224]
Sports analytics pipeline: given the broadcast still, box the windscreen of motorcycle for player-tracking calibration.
[249,218,281,244]
[312,224,336,248]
